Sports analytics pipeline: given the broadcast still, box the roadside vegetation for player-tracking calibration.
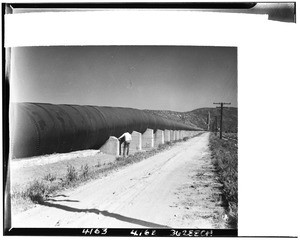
[209,133,238,228]
[11,134,201,213]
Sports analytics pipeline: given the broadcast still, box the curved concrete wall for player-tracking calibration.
[11,102,200,158]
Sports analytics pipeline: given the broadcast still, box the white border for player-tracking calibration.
[3,4,300,238]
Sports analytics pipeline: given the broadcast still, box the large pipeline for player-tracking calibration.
[10,102,201,158]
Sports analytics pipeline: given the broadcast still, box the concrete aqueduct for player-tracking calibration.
[11,103,202,159]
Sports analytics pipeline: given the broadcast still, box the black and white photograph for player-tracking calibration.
[8,45,237,230]
[2,2,299,238]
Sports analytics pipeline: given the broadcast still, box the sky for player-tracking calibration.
[11,46,237,112]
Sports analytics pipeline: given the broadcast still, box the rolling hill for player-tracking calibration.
[145,107,238,133]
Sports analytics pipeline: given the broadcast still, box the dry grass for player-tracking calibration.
[209,133,238,228]
[65,165,78,183]
[43,173,57,182]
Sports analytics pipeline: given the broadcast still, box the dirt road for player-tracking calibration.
[12,132,227,228]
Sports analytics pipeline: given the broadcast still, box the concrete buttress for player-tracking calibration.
[100,136,119,156]
[164,130,171,142]
[154,129,164,147]
[142,129,154,150]
[129,131,142,153]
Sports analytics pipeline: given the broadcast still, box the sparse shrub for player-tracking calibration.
[116,156,125,161]
[24,180,47,203]
[95,160,102,168]
[80,164,89,179]
[18,179,60,205]
[183,137,189,141]
[157,144,165,150]
[44,173,56,182]
[66,165,77,183]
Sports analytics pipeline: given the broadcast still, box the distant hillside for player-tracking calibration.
[145,107,238,133]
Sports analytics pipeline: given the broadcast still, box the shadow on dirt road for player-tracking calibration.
[40,200,170,228]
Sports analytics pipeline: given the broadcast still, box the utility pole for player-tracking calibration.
[213,102,231,139]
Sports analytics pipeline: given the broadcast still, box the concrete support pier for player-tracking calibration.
[142,128,154,150]
[185,131,189,138]
[154,129,164,147]
[129,131,142,153]
[173,131,176,141]
[185,131,190,138]
[179,130,183,140]
[100,136,119,156]
[170,130,175,141]
[175,131,180,140]
[164,130,171,142]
